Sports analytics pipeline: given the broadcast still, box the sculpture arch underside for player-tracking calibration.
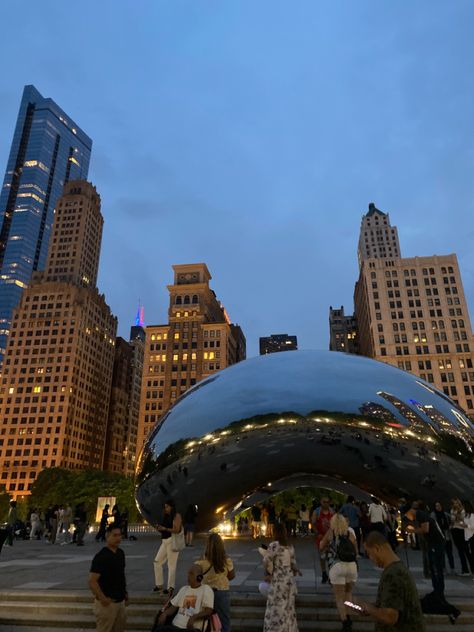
[135,351,474,529]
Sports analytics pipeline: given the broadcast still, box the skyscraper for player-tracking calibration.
[0,181,116,498]
[330,202,474,421]
[0,85,91,357]
[137,264,246,456]
[104,325,145,476]
[259,334,298,355]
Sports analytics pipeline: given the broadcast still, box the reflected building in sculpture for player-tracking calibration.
[136,350,474,529]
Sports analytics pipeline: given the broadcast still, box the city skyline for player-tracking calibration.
[1,3,474,356]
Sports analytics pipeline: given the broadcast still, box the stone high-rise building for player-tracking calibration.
[104,325,145,476]
[328,307,358,353]
[0,85,91,358]
[0,181,116,498]
[332,202,474,420]
[137,264,246,457]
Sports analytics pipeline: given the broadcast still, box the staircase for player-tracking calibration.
[0,591,472,631]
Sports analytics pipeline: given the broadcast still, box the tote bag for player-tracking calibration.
[171,528,185,552]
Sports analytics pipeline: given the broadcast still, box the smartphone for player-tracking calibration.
[344,601,364,613]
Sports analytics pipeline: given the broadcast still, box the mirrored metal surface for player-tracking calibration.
[136,351,474,528]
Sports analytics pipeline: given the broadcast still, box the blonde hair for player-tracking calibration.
[330,513,349,537]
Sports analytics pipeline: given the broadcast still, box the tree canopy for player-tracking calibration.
[28,468,140,522]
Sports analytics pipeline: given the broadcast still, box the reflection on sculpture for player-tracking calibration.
[136,351,474,529]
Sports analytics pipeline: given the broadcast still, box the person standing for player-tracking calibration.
[89,524,128,632]
[30,508,42,540]
[340,496,361,551]
[183,504,198,547]
[49,505,59,544]
[75,502,87,546]
[450,498,470,575]
[267,501,276,539]
[251,504,262,539]
[368,498,387,534]
[153,500,183,595]
[320,514,358,632]
[463,501,474,574]
[312,497,334,584]
[355,531,426,631]
[5,500,18,546]
[197,533,235,632]
[96,505,110,542]
[299,504,310,536]
[286,500,298,538]
[263,523,301,632]
[405,503,460,622]
[431,501,455,573]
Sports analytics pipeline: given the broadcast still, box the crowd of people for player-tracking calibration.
[3,493,474,631]
[83,494,474,632]
[2,500,130,548]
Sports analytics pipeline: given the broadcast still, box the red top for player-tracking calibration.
[314,509,334,547]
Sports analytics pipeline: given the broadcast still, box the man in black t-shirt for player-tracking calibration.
[89,525,128,632]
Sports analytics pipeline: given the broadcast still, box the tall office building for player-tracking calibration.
[0,85,91,357]
[104,325,145,476]
[328,307,358,353]
[0,182,116,498]
[331,203,474,420]
[259,334,298,355]
[137,264,246,457]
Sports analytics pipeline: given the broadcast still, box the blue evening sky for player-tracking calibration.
[1,1,474,357]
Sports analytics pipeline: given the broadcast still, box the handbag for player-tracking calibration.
[170,528,185,552]
[210,612,222,631]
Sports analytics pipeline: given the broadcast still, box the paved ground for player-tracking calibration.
[1,532,474,599]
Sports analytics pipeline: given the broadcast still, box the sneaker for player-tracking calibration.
[458,572,471,577]
[163,587,174,596]
[152,586,163,593]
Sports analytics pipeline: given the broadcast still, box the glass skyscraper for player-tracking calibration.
[0,85,92,356]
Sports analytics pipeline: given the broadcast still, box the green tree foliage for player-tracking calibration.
[29,468,140,522]
[0,486,11,522]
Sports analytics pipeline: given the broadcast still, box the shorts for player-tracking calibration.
[184,523,195,533]
[328,561,358,586]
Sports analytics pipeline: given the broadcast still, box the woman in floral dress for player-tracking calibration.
[263,522,301,632]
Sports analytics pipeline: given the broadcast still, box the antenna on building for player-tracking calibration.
[135,300,144,327]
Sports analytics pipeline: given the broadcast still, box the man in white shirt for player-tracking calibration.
[368,498,388,534]
[154,564,214,631]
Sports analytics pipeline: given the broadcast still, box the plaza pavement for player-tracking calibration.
[1,532,474,599]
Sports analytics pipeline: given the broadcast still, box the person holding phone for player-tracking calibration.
[352,530,425,631]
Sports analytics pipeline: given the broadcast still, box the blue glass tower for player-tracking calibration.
[0,85,92,355]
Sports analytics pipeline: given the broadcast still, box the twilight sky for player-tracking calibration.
[1,1,474,357]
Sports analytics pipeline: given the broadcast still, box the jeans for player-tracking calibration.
[451,528,469,573]
[214,589,231,632]
[427,544,445,597]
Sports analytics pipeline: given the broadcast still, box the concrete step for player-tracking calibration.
[1,616,473,632]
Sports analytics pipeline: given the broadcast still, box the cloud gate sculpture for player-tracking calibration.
[136,351,474,528]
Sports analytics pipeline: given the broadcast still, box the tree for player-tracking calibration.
[29,469,140,522]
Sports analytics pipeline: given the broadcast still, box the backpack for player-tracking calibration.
[335,534,357,562]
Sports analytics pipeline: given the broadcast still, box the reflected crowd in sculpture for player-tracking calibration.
[135,351,474,528]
